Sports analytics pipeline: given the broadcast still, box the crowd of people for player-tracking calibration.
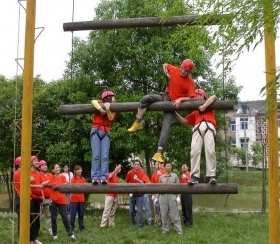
[13,57,219,242]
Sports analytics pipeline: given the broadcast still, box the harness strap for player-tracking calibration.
[193,121,216,144]
[90,127,110,141]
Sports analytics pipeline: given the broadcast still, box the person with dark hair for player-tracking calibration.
[180,164,193,227]
[175,89,217,184]
[125,159,149,228]
[49,164,76,241]
[70,165,86,232]
[90,91,116,185]
[127,59,196,163]
[158,162,183,235]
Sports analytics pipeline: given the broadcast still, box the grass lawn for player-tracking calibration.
[0,169,275,243]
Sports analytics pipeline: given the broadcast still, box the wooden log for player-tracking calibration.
[63,15,230,32]
[55,183,238,194]
[59,100,234,115]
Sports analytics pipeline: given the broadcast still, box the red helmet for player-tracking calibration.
[181,59,194,72]
[39,160,47,167]
[30,155,38,162]
[101,91,115,100]
[195,89,207,98]
[15,156,21,166]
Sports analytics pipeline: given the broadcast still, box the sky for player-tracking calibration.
[0,0,279,101]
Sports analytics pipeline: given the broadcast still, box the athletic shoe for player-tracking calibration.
[162,231,168,234]
[209,177,217,184]
[30,240,43,244]
[70,234,76,240]
[101,180,107,185]
[188,177,199,185]
[177,232,183,235]
[127,121,144,132]
[92,179,99,185]
[53,236,58,240]
[152,153,164,163]
[48,228,52,236]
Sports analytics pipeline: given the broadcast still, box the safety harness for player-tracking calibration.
[90,116,110,141]
[193,111,216,144]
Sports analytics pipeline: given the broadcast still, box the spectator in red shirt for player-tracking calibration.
[70,165,86,232]
[125,159,149,228]
[39,160,53,235]
[50,164,76,241]
[100,164,122,228]
[90,91,116,185]
[176,89,217,185]
[127,59,196,163]
[179,164,193,227]
[151,161,166,226]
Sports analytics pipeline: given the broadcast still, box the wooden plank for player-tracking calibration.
[63,15,230,32]
[59,100,234,115]
[55,183,238,194]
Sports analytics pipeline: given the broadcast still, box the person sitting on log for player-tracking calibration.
[90,91,116,185]
[175,89,217,185]
[127,59,196,163]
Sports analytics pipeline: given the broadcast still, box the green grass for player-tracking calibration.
[0,169,275,243]
[1,209,269,244]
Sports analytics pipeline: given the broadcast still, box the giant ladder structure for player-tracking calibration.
[19,1,278,244]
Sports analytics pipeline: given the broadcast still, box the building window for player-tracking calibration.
[278,114,280,127]
[231,120,236,132]
[240,138,249,149]
[240,118,248,130]
[231,139,236,147]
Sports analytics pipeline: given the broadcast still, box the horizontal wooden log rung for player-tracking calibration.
[55,183,238,194]
[59,100,234,115]
[63,15,230,32]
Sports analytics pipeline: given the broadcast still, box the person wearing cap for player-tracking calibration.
[127,59,196,163]
[13,156,21,233]
[30,155,50,244]
[39,160,53,235]
[175,89,217,185]
[179,164,193,227]
[90,91,116,185]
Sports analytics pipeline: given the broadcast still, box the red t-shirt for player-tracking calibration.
[186,110,216,128]
[106,172,120,198]
[70,177,86,203]
[166,64,196,101]
[179,172,191,184]
[125,169,150,183]
[30,170,43,200]
[91,100,116,133]
[50,175,67,204]
[41,172,52,198]
[13,170,20,196]
[151,169,166,183]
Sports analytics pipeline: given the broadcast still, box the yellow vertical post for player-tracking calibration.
[263,1,279,244]
[19,0,36,243]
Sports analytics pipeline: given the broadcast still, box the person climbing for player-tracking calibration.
[127,59,196,163]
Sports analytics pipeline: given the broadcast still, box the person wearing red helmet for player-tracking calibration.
[127,59,196,163]
[39,160,53,235]
[13,156,21,233]
[90,91,116,185]
[175,89,218,185]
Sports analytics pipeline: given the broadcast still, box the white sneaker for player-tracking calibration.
[31,240,43,244]
[70,234,76,240]
[48,228,53,235]
[53,236,58,240]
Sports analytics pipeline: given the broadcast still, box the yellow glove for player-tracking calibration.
[91,100,101,111]
[107,110,114,121]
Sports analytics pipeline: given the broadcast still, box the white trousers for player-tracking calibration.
[100,195,118,227]
[190,121,216,178]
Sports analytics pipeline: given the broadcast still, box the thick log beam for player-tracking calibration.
[63,14,230,32]
[55,183,238,194]
[59,100,234,115]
